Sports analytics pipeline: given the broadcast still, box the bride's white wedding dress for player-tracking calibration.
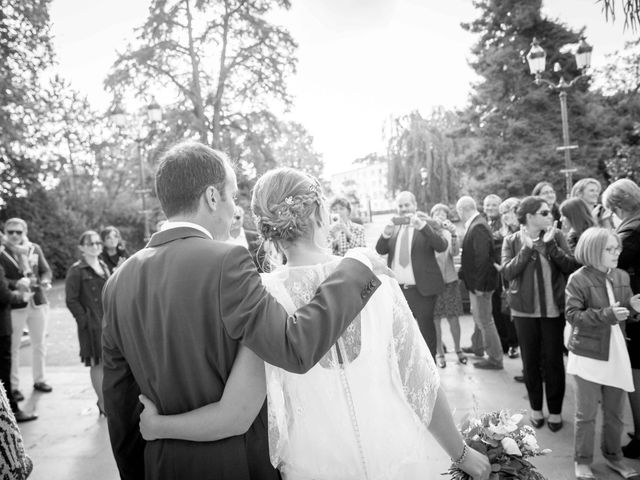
[261,259,441,480]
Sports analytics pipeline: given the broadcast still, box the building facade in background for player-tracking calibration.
[330,162,394,219]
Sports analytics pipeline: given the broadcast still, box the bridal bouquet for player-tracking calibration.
[446,410,551,480]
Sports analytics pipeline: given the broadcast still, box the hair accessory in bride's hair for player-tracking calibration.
[256,178,324,242]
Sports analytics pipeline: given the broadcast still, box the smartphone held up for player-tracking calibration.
[391,216,411,226]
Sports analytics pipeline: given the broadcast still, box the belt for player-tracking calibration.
[399,284,416,290]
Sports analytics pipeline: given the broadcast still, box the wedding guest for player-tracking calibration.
[497,198,521,360]
[501,196,578,431]
[0,218,53,401]
[565,227,640,480]
[328,196,366,256]
[457,196,503,370]
[532,181,562,228]
[602,178,640,458]
[138,167,491,480]
[99,226,128,271]
[0,382,33,479]
[65,231,110,415]
[484,194,517,358]
[430,204,466,368]
[571,178,615,229]
[376,191,447,357]
[0,233,37,423]
[227,206,250,248]
[559,197,597,253]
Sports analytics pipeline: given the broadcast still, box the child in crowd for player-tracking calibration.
[565,227,640,480]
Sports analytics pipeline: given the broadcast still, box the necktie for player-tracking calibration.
[398,225,410,267]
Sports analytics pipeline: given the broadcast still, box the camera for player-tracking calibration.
[391,216,411,225]
[330,214,340,223]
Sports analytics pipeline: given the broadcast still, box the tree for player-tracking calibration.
[386,109,461,210]
[458,0,610,199]
[593,39,640,182]
[106,0,297,158]
[0,0,54,201]
[600,0,640,31]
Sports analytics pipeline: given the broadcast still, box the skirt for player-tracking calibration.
[433,280,464,318]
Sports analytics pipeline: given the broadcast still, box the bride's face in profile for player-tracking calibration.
[310,201,331,249]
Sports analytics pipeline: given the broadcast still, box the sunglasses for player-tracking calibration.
[536,210,551,217]
[6,230,23,235]
[84,241,103,247]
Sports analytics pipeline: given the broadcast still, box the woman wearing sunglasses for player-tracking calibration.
[501,196,579,432]
[65,230,110,415]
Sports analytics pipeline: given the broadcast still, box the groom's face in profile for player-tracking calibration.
[211,162,238,239]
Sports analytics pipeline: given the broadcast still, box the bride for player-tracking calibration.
[138,168,490,480]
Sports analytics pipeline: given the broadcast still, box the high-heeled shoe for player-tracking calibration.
[436,354,446,368]
[97,402,106,417]
[456,351,468,365]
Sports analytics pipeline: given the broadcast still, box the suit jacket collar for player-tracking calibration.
[147,226,212,248]
[463,214,486,243]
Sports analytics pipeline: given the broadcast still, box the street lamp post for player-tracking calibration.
[526,37,593,197]
[109,100,162,242]
[419,167,429,211]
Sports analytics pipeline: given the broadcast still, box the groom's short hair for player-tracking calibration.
[156,141,229,217]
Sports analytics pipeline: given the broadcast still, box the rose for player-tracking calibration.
[521,434,539,453]
[500,437,522,456]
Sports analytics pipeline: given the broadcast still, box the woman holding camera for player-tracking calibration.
[430,203,466,368]
[328,197,366,256]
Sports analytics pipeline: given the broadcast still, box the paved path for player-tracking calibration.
[13,217,640,479]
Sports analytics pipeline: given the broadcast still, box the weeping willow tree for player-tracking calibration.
[385,109,462,211]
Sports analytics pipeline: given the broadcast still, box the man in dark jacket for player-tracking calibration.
[0,236,37,422]
[457,196,504,370]
[375,191,447,357]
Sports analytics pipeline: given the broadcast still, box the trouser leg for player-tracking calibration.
[10,308,27,391]
[540,316,565,415]
[573,375,600,465]
[513,316,543,411]
[27,305,48,384]
[601,384,626,462]
[469,291,503,365]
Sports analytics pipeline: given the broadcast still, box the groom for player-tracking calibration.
[102,141,381,480]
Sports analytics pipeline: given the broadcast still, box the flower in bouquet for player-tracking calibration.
[446,410,551,480]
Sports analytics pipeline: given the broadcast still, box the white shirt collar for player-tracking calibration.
[160,221,213,240]
[464,211,481,230]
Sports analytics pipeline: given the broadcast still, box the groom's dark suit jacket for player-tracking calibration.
[102,226,380,480]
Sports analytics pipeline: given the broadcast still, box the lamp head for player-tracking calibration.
[575,36,593,70]
[526,37,546,75]
[109,105,127,127]
[147,99,162,122]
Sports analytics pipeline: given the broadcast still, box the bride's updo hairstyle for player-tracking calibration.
[251,168,324,248]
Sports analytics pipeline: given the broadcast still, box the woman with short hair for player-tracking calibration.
[565,227,640,479]
[571,178,615,229]
[430,203,466,367]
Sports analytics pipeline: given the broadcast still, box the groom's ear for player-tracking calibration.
[204,185,222,211]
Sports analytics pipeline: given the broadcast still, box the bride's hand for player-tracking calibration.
[139,394,162,441]
[460,446,491,480]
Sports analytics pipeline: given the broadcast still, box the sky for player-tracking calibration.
[49,0,636,175]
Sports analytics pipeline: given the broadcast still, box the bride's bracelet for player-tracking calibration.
[451,443,469,466]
